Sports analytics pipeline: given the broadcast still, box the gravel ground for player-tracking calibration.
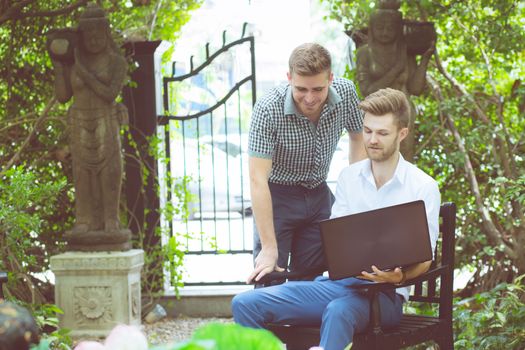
[70,317,233,347]
[143,316,234,345]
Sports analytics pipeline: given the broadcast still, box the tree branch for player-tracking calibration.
[414,109,447,156]
[433,52,490,124]
[0,0,34,26]
[0,114,37,133]
[427,76,517,259]
[148,0,164,40]
[0,97,57,177]
[452,15,517,178]
[21,0,89,19]
[434,48,523,220]
[0,0,88,24]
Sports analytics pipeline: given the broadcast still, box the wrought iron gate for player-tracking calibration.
[158,24,256,286]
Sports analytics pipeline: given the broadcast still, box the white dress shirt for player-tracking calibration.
[330,155,441,301]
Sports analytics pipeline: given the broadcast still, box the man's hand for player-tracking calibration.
[246,247,283,284]
[359,265,404,284]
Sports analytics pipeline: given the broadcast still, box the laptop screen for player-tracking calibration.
[320,200,432,280]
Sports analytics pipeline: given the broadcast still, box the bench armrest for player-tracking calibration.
[347,265,450,335]
[349,265,449,294]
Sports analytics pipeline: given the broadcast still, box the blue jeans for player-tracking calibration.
[253,182,334,272]
[232,276,403,350]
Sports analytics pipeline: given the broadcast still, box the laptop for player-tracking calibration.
[320,200,433,280]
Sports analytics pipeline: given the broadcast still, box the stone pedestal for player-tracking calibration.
[50,249,144,337]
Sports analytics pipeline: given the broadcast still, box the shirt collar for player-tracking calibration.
[326,84,342,109]
[393,154,407,185]
[284,84,342,117]
[284,85,297,116]
[360,154,408,187]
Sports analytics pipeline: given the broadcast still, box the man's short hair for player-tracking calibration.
[359,88,411,129]
[288,43,331,76]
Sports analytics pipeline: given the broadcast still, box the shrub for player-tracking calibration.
[454,275,525,349]
[0,166,66,302]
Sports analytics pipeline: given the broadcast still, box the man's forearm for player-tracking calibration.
[250,181,277,251]
[349,134,367,164]
[403,260,432,282]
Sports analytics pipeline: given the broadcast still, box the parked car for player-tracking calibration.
[171,137,251,219]
[201,134,247,158]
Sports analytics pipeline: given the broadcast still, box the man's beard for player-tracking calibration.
[366,135,399,162]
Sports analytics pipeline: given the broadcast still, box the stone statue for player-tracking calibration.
[355,0,435,160]
[47,3,131,251]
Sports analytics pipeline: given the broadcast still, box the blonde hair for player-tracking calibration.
[359,88,410,128]
[288,43,331,76]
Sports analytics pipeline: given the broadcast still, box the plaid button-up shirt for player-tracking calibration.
[248,77,363,189]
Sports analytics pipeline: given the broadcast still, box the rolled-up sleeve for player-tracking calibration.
[344,82,364,133]
[420,181,441,259]
[248,102,275,159]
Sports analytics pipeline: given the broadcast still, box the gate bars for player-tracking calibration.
[158,23,256,286]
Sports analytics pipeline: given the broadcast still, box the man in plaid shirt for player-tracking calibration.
[247,43,366,284]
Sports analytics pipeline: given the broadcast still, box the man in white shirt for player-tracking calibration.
[232,88,440,350]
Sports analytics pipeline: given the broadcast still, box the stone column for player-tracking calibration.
[50,250,144,337]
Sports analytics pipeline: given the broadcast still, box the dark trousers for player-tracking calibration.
[253,181,334,274]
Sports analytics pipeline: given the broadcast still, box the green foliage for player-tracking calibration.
[0,169,71,347]
[191,323,283,350]
[31,304,72,350]
[324,0,375,30]
[114,1,202,43]
[0,167,65,243]
[0,167,66,302]
[324,0,525,293]
[454,275,525,349]
[30,339,53,350]
[499,175,525,206]
[151,340,216,350]
[0,0,202,305]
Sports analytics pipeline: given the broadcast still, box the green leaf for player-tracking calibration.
[191,323,284,350]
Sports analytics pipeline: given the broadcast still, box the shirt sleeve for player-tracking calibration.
[420,180,441,259]
[344,80,364,133]
[248,101,275,159]
[330,167,350,219]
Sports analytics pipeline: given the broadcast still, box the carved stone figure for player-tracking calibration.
[355,0,435,160]
[47,3,131,251]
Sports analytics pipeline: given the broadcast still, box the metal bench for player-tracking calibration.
[261,202,456,350]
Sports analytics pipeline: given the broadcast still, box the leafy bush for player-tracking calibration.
[150,322,284,350]
[0,167,73,348]
[454,275,525,349]
[0,166,66,302]
[31,303,72,350]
